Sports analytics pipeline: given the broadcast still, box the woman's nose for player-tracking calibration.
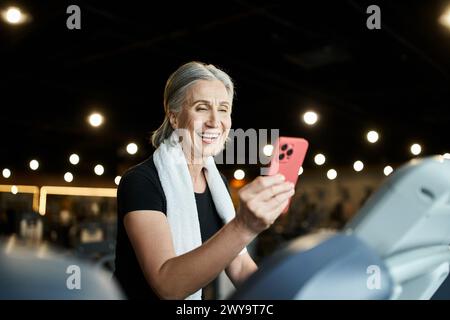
[206,109,219,127]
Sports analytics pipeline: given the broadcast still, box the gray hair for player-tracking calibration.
[151,61,234,148]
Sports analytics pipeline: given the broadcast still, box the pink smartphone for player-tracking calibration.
[267,136,309,213]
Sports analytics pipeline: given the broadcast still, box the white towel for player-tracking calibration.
[153,132,246,300]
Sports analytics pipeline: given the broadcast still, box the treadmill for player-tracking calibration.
[232,155,450,299]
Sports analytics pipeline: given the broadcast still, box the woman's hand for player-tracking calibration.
[235,174,295,236]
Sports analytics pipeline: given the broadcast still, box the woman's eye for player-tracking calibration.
[196,106,208,111]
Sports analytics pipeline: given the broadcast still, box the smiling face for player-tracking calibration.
[169,79,232,161]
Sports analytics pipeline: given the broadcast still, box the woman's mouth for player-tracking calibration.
[197,132,221,144]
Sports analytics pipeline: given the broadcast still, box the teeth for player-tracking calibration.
[199,133,220,139]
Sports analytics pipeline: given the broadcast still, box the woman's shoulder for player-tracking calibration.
[119,156,162,190]
[122,156,158,178]
[117,155,167,215]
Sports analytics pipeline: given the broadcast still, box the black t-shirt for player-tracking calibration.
[113,156,227,300]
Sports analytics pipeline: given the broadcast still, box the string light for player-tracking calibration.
[64,172,74,183]
[327,169,337,180]
[11,185,18,194]
[126,143,138,155]
[353,160,364,172]
[234,169,245,180]
[367,130,379,143]
[69,154,80,165]
[2,7,28,25]
[384,165,393,176]
[302,111,318,126]
[2,168,11,178]
[88,113,104,127]
[29,160,39,171]
[263,144,274,157]
[94,164,104,176]
[314,153,326,166]
[410,143,422,156]
[439,6,450,29]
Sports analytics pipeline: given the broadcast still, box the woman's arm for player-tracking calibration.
[125,211,255,299]
[225,252,258,287]
[124,174,294,300]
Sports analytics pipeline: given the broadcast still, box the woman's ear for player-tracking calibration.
[168,112,178,129]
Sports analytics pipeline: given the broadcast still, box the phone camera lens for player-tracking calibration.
[287,149,293,156]
[279,153,285,160]
[281,144,288,151]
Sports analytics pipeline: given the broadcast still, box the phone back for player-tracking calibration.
[267,137,309,212]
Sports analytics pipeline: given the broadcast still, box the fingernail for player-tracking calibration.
[278,174,285,181]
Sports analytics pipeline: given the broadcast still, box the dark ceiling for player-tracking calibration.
[1,0,450,178]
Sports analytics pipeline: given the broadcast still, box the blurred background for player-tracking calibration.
[1,0,450,299]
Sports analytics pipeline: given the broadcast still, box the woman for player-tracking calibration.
[113,61,295,300]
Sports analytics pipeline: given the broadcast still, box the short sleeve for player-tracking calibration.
[117,169,166,218]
